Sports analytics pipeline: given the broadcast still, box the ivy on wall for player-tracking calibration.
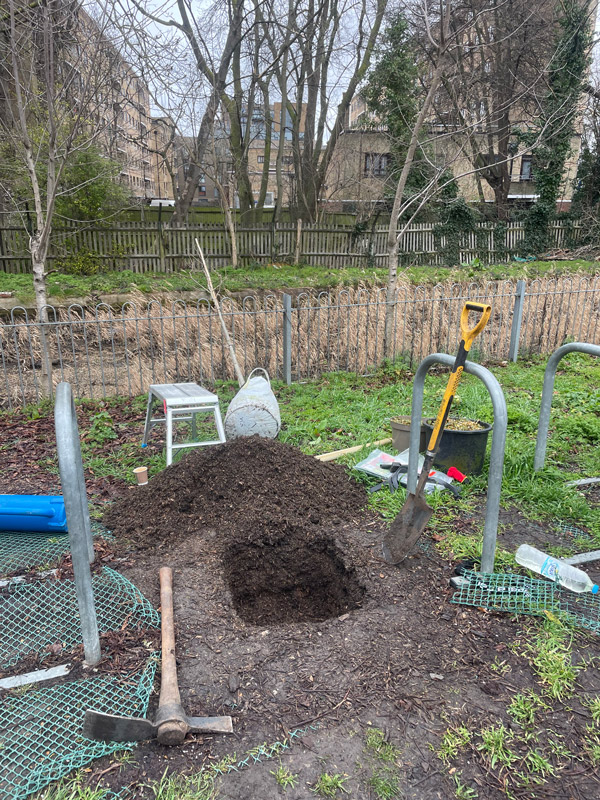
[522,0,592,255]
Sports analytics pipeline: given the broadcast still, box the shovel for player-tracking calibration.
[382,301,491,565]
[83,567,233,745]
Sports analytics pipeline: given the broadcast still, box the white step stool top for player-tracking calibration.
[149,383,219,407]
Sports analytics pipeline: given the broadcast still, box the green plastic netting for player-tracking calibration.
[556,521,596,547]
[0,567,160,668]
[0,522,111,577]
[0,655,158,800]
[452,570,600,632]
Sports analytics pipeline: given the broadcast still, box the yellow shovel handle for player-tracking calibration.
[425,302,492,456]
[460,302,492,352]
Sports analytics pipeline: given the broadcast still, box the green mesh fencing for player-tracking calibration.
[0,654,158,800]
[556,522,596,547]
[0,567,160,668]
[0,522,112,577]
[452,570,600,633]
[452,571,558,616]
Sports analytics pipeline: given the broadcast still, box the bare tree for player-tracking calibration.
[378,0,592,353]
[0,0,127,391]
[257,0,387,221]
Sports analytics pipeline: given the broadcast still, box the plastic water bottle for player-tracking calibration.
[515,544,599,594]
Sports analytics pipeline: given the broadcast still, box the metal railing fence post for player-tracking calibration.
[282,293,292,385]
[54,381,100,665]
[508,279,526,362]
[407,354,508,574]
[534,342,600,471]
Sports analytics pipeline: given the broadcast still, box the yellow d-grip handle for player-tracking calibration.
[460,302,492,352]
[425,301,492,456]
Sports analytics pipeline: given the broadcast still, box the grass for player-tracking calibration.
[367,770,400,799]
[364,727,401,763]
[311,773,349,796]
[507,691,549,727]
[35,777,109,800]
[477,724,517,769]
[438,725,472,764]
[270,764,298,789]
[453,771,479,799]
[1,257,597,304]
[522,618,580,700]
[363,727,401,799]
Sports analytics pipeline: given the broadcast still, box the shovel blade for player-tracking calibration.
[381,493,434,565]
[83,709,157,743]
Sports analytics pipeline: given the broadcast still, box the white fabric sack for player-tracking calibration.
[224,368,281,439]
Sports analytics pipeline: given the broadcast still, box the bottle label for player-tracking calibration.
[540,556,559,582]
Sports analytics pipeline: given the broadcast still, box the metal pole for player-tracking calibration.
[54,381,101,665]
[534,342,600,471]
[508,279,526,362]
[282,293,292,386]
[407,354,508,574]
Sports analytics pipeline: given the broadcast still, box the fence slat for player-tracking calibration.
[0,220,585,274]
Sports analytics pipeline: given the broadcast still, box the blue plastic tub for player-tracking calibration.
[0,495,67,533]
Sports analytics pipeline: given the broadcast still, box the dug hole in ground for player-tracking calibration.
[73,434,599,800]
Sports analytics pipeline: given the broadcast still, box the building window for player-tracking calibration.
[364,153,390,177]
[520,156,533,182]
[258,155,265,163]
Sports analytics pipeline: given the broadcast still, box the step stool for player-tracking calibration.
[141,383,226,466]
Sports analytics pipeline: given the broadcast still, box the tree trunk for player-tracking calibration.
[384,48,449,356]
[223,198,238,267]
[31,234,53,396]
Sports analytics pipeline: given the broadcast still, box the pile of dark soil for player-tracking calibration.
[104,436,369,625]
[104,435,367,548]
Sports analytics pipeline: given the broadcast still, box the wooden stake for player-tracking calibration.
[315,438,393,462]
[194,239,245,387]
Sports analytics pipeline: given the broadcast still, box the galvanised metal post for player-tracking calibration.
[407,354,507,574]
[54,381,100,665]
[534,343,600,471]
[508,279,526,362]
[282,293,292,386]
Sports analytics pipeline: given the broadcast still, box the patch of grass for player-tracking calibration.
[365,727,401,763]
[582,695,600,724]
[3,258,597,304]
[34,776,109,799]
[368,768,400,799]
[477,724,517,769]
[146,767,217,800]
[438,725,473,764]
[270,764,298,789]
[507,691,549,727]
[490,657,511,675]
[547,734,574,762]
[311,773,349,797]
[583,725,600,765]
[523,618,580,700]
[113,749,136,768]
[452,771,478,799]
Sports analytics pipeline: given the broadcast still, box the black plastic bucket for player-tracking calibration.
[423,418,492,476]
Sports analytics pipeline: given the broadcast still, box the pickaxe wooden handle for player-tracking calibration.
[83,567,233,745]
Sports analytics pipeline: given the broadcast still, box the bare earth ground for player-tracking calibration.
[1,412,599,799]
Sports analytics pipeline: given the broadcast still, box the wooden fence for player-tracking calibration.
[0,219,583,274]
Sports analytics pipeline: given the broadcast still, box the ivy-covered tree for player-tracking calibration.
[362,14,418,163]
[362,13,455,219]
[523,0,592,254]
[55,146,130,221]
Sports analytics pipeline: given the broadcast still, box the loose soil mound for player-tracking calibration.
[104,435,370,626]
[103,435,367,548]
